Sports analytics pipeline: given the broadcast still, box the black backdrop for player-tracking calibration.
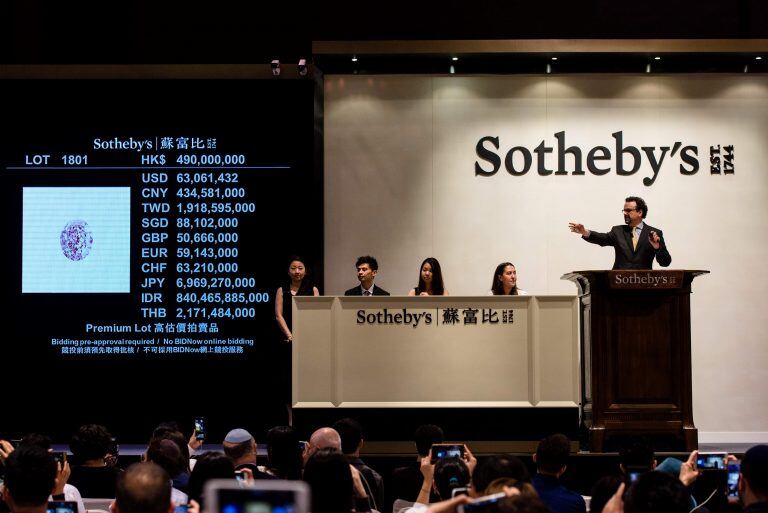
[0,78,320,443]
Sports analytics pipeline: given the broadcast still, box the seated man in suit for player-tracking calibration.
[344,256,390,296]
[569,196,672,270]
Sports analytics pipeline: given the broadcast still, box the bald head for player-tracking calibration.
[309,427,342,451]
[115,462,172,513]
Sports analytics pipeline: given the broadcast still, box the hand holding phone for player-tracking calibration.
[430,444,465,464]
[727,463,740,498]
[696,452,727,470]
[194,417,206,441]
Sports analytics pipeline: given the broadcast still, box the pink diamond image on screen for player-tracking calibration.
[60,220,93,261]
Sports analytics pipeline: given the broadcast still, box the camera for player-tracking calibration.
[47,501,77,513]
[194,417,206,441]
[696,452,726,470]
[457,492,506,513]
[624,465,650,485]
[430,444,464,464]
[271,60,281,76]
[53,452,67,466]
[727,463,740,498]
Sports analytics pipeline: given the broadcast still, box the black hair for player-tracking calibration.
[303,448,354,513]
[414,424,444,457]
[355,255,379,271]
[266,425,303,480]
[415,257,445,296]
[624,471,690,513]
[150,429,191,473]
[491,262,519,295]
[19,433,53,450]
[625,196,648,218]
[589,475,623,513]
[286,255,314,295]
[151,422,181,439]
[333,418,364,455]
[742,444,768,498]
[187,451,235,507]
[146,438,185,478]
[115,463,172,513]
[434,458,470,500]
[535,433,571,474]
[70,424,113,462]
[618,437,654,470]
[472,454,530,495]
[3,446,57,507]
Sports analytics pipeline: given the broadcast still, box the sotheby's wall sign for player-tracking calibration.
[325,75,768,435]
[475,130,734,186]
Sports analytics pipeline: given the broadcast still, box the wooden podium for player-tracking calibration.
[562,270,708,452]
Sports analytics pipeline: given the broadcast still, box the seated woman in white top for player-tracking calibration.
[490,262,527,295]
[408,257,449,296]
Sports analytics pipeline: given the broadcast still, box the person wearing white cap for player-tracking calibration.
[222,429,275,480]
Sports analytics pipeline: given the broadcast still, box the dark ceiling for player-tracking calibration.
[4,0,768,64]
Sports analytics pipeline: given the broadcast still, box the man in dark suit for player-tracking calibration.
[569,196,671,270]
[344,255,390,296]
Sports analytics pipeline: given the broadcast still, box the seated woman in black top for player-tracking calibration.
[274,256,319,343]
[408,257,448,296]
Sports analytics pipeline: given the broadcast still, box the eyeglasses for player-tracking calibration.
[621,208,638,213]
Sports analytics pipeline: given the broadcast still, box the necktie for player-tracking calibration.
[632,228,638,250]
[364,290,371,296]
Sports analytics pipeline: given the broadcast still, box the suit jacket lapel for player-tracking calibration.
[621,225,633,254]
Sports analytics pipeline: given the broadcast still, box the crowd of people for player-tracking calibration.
[0,421,765,513]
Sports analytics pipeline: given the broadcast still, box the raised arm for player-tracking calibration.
[570,222,614,246]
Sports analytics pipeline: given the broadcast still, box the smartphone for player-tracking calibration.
[452,487,469,498]
[624,465,649,485]
[194,417,206,441]
[235,470,247,482]
[206,479,310,513]
[457,492,507,513]
[430,444,465,464]
[53,452,67,466]
[696,452,727,470]
[109,437,120,457]
[173,505,189,513]
[47,501,78,513]
[727,463,740,498]
[10,439,21,449]
[299,440,308,452]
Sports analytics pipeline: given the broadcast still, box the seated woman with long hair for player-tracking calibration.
[408,257,448,296]
[490,262,527,295]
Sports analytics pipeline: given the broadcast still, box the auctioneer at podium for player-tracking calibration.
[566,196,706,451]
[569,196,671,270]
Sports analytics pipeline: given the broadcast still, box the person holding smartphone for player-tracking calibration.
[2,446,58,513]
[415,446,476,505]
